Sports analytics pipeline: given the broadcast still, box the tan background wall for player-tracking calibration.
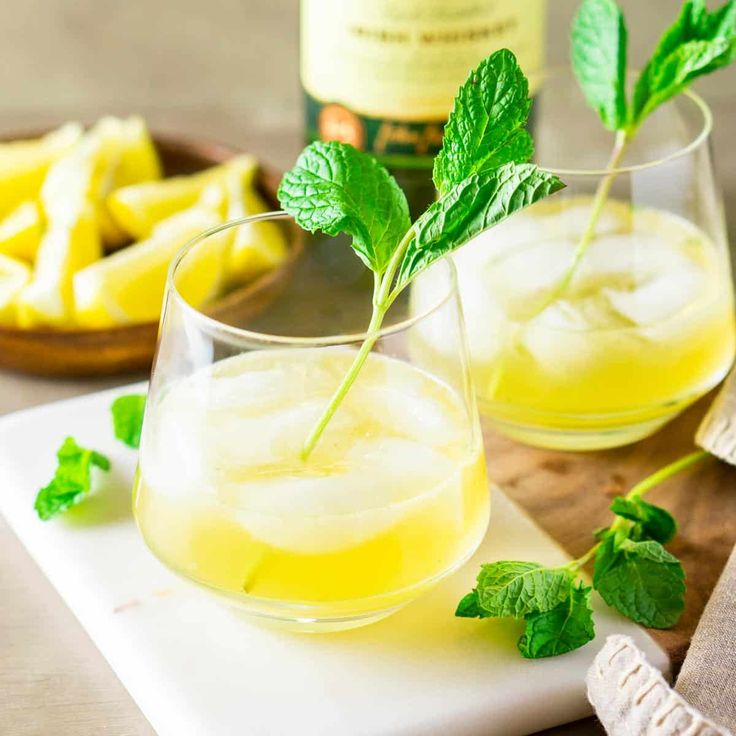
[0,1,733,163]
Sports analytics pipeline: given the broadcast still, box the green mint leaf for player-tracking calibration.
[455,589,491,618]
[34,437,111,521]
[631,0,736,126]
[571,0,629,131]
[433,49,533,196]
[111,394,147,449]
[474,560,575,618]
[594,537,685,628]
[396,163,564,290]
[610,496,677,544]
[518,583,596,658]
[277,140,410,274]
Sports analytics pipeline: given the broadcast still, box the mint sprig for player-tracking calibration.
[34,437,111,520]
[458,450,708,658]
[279,49,564,458]
[548,0,736,306]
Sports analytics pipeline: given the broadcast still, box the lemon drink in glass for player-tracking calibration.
[413,3,736,450]
[134,215,489,630]
[134,49,564,630]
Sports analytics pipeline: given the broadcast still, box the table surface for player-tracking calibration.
[2,1,735,734]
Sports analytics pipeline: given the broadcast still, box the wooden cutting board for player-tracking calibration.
[484,390,736,671]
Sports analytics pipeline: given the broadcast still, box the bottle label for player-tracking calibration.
[302,0,545,164]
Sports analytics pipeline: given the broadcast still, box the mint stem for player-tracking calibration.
[548,128,631,302]
[626,449,710,499]
[301,228,415,460]
[567,543,601,571]
[571,449,709,565]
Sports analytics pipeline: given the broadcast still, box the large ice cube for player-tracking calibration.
[204,398,354,473]
[349,368,466,447]
[603,263,707,326]
[140,385,210,500]
[227,438,458,554]
[547,199,631,240]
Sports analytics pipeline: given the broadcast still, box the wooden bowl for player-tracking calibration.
[0,133,302,378]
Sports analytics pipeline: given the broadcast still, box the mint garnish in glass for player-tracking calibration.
[560,0,736,294]
[278,49,565,459]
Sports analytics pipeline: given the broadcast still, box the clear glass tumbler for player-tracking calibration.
[413,69,735,450]
[133,214,489,631]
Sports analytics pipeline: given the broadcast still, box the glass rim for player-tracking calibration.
[166,211,458,346]
[529,65,713,177]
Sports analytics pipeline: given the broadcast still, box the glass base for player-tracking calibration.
[483,402,690,452]
[486,413,675,451]
[231,604,405,633]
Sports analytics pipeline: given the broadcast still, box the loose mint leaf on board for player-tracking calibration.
[518,583,596,658]
[455,590,491,618]
[433,48,533,196]
[474,560,575,618]
[277,141,411,275]
[396,163,564,289]
[571,0,629,130]
[111,394,147,449]
[610,496,678,544]
[594,538,685,628]
[34,437,111,521]
[630,0,736,126]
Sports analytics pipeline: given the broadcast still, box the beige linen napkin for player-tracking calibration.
[674,543,736,730]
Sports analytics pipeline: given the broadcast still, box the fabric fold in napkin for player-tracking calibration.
[675,543,736,732]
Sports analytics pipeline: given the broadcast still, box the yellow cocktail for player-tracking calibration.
[134,348,488,629]
[412,199,735,449]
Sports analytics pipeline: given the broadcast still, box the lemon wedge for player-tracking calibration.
[0,254,32,325]
[224,161,287,283]
[92,116,162,245]
[107,154,255,240]
[73,207,221,328]
[0,123,83,219]
[16,135,105,327]
[110,115,162,188]
[0,201,43,262]
[17,207,100,327]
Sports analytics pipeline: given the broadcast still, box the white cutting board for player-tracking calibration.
[0,385,668,736]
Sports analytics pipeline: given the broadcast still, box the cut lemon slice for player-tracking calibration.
[107,154,256,240]
[224,161,287,283]
[0,201,43,262]
[18,136,105,327]
[0,123,83,219]
[73,208,221,328]
[0,253,31,325]
[92,116,162,245]
[17,206,100,327]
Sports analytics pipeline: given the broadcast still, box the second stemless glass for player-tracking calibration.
[133,214,489,631]
[413,69,735,450]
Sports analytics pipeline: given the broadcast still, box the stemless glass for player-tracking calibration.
[133,214,489,631]
[413,69,735,450]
